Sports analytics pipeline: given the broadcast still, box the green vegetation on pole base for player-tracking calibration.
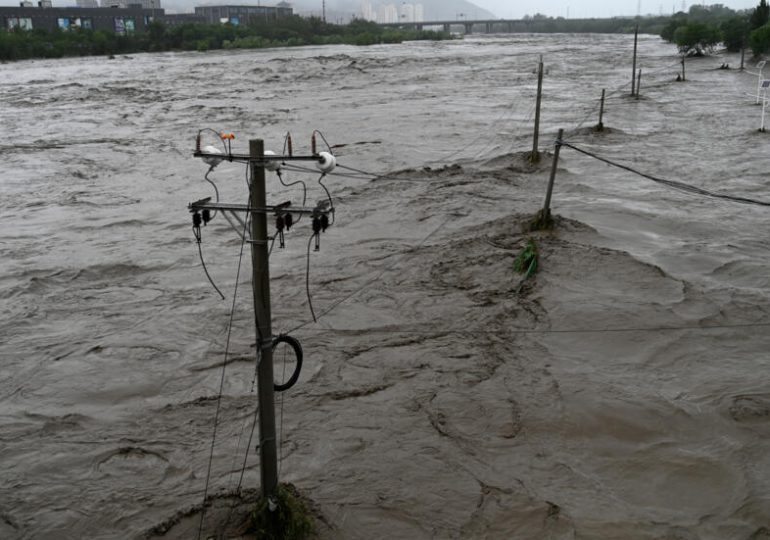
[0,16,451,62]
[527,209,554,232]
[250,484,314,540]
[513,238,539,279]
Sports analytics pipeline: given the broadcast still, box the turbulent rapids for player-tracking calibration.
[1,34,770,539]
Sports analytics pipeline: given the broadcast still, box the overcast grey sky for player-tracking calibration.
[473,0,759,19]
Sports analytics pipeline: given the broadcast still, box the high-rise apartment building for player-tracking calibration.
[364,2,424,23]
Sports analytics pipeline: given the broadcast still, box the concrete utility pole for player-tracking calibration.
[190,136,335,518]
[248,139,278,500]
[636,69,642,99]
[543,128,564,217]
[597,88,606,131]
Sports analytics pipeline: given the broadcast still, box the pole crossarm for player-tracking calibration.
[188,199,330,216]
[193,151,323,164]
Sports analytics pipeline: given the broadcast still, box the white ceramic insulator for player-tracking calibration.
[264,150,279,171]
[316,151,337,173]
[202,145,223,167]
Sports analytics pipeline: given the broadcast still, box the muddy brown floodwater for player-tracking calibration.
[1,34,770,539]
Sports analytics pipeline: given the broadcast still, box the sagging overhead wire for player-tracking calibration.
[295,320,770,337]
[287,216,452,335]
[196,206,252,540]
[276,169,308,222]
[317,173,335,225]
[192,210,226,301]
[565,58,683,136]
[560,139,770,208]
[280,162,430,184]
[206,165,247,240]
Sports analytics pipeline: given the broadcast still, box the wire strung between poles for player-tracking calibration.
[560,140,770,208]
[287,216,452,335]
[197,202,252,540]
[196,239,226,301]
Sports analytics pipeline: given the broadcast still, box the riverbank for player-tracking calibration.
[0,17,450,62]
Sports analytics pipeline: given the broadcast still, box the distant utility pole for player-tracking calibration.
[631,24,639,96]
[531,56,544,163]
[322,0,326,22]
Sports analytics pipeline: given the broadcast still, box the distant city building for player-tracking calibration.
[0,4,162,32]
[414,3,423,22]
[364,2,423,23]
[360,0,375,21]
[161,12,205,25]
[376,3,397,23]
[194,4,292,25]
[99,0,159,8]
[400,3,413,22]
[76,0,98,7]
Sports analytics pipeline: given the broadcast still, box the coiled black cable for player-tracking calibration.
[272,334,303,392]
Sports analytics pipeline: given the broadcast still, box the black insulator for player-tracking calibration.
[202,209,211,225]
[320,214,329,232]
[276,214,285,232]
[193,211,202,228]
[285,213,294,230]
[312,216,322,234]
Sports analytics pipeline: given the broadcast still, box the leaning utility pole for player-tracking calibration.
[249,139,279,499]
[531,56,544,163]
[631,24,639,96]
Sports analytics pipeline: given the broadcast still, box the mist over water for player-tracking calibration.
[1,34,770,539]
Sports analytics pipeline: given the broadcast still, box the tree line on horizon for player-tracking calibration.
[0,17,449,61]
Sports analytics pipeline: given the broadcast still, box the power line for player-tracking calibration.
[559,140,770,208]
[295,321,770,337]
[286,216,452,334]
[197,202,252,540]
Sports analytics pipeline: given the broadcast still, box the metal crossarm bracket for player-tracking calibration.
[188,199,330,216]
[193,151,323,164]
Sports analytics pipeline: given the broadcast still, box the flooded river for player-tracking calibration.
[1,34,769,539]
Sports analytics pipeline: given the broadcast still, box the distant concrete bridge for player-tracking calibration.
[379,19,526,35]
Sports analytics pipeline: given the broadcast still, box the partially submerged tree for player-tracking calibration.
[673,22,722,55]
[750,22,770,55]
[721,15,750,51]
[661,12,688,42]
